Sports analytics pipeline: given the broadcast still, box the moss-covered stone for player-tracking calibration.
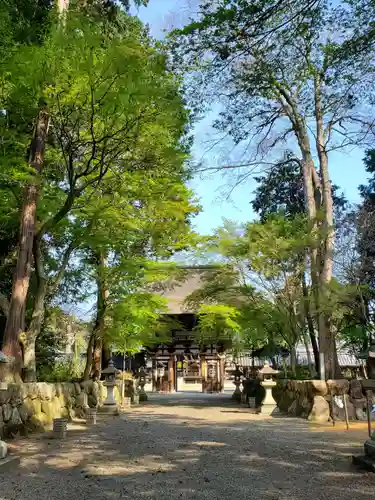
[30,412,49,429]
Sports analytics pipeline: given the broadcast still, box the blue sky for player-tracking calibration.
[135,1,369,235]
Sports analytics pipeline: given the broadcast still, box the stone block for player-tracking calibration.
[30,412,48,429]
[7,385,22,406]
[24,383,39,400]
[38,383,54,401]
[327,379,349,395]
[0,440,7,459]
[311,380,328,396]
[41,400,55,423]
[350,379,364,399]
[2,404,12,422]
[55,383,63,397]
[80,380,93,394]
[331,394,356,421]
[287,400,298,416]
[0,390,10,405]
[18,403,33,423]
[74,382,81,395]
[60,407,69,419]
[51,397,62,418]
[9,407,22,427]
[88,394,98,408]
[26,397,41,415]
[308,395,330,423]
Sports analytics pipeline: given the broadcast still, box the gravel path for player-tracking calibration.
[1,392,375,500]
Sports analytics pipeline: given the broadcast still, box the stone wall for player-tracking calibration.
[274,379,372,423]
[0,379,134,439]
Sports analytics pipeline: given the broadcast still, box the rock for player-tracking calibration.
[311,380,328,396]
[0,390,10,406]
[300,397,312,418]
[7,385,22,406]
[74,382,81,395]
[80,380,93,394]
[30,412,48,429]
[10,407,22,427]
[98,383,106,404]
[76,393,88,408]
[356,406,367,421]
[41,401,54,423]
[92,382,100,400]
[18,403,33,423]
[55,383,63,397]
[0,423,4,439]
[308,395,330,423]
[38,383,54,401]
[330,394,356,421]
[350,379,364,399]
[327,379,349,396]
[287,400,298,416]
[24,383,39,400]
[60,407,69,419]
[51,397,62,418]
[2,404,12,422]
[0,440,7,459]
[88,394,98,408]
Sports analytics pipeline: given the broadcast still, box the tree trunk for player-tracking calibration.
[290,347,296,377]
[24,277,47,381]
[83,252,108,380]
[83,331,95,380]
[0,108,49,383]
[314,75,338,379]
[23,238,48,382]
[301,270,319,375]
[91,334,102,380]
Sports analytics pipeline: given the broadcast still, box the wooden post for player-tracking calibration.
[168,356,175,393]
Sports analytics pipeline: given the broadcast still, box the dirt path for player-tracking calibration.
[1,392,375,500]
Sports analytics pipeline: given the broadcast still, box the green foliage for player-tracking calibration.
[106,292,171,355]
[187,214,316,356]
[36,306,88,381]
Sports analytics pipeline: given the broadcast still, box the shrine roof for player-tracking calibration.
[157,265,217,314]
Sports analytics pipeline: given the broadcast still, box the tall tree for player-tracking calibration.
[0,5,195,380]
[172,0,375,378]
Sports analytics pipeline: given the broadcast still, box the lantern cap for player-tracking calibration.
[102,358,118,375]
[259,362,279,375]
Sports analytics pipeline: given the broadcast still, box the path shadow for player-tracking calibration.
[1,399,374,500]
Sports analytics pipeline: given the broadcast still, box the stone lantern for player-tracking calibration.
[259,362,279,416]
[232,365,243,402]
[100,359,119,414]
[138,366,148,402]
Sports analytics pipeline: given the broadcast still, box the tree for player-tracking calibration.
[172,0,375,378]
[251,155,347,374]
[186,214,316,373]
[0,5,196,381]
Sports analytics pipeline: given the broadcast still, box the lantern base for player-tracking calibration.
[139,391,148,402]
[260,381,277,416]
[99,404,120,415]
